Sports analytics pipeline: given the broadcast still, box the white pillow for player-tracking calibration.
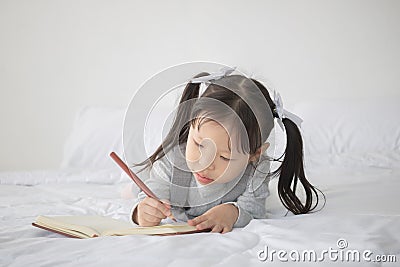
[61,106,125,171]
[291,97,400,156]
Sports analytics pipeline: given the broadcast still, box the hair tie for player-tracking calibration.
[190,66,236,99]
[190,67,303,131]
[190,66,236,85]
[273,90,303,131]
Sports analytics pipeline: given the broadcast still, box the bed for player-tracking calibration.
[1,98,399,266]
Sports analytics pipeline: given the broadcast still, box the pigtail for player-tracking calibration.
[276,118,320,214]
[133,72,209,172]
[177,72,211,141]
[251,78,321,215]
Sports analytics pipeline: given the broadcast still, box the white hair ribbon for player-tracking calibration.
[273,90,303,131]
[190,66,236,84]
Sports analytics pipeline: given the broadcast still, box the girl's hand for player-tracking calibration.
[187,203,239,234]
[133,197,172,227]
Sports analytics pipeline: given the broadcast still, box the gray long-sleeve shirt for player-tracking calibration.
[131,143,271,228]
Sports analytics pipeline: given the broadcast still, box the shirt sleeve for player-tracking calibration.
[230,165,270,228]
[130,156,173,224]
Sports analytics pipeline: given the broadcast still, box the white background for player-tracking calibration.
[1,0,399,171]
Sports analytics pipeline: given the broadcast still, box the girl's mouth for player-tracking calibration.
[195,172,214,185]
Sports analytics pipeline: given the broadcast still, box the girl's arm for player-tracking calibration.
[188,170,270,232]
[231,174,270,227]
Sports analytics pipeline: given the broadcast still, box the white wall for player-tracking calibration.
[1,0,399,171]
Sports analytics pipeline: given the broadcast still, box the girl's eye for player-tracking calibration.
[193,137,231,161]
[193,139,203,148]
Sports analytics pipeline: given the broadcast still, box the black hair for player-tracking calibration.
[251,79,323,214]
[133,73,323,215]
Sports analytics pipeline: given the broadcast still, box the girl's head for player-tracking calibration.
[185,75,273,185]
[135,71,321,215]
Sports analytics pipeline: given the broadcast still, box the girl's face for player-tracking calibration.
[185,119,254,185]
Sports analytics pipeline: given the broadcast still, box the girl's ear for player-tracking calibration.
[249,142,270,162]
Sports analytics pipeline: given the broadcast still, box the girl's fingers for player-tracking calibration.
[143,213,162,223]
[221,227,231,234]
[211,225,223,233]
[160,199,171,209]
[141,216,160,226]
[144,197,171,217]
[196,220,212,231]
[142,204,167,219]
[187,215,207,226]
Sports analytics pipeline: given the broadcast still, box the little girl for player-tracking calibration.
[130,67,321,233]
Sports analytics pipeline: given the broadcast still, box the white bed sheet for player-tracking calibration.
[1,153,399,267]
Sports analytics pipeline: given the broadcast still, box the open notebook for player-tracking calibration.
[32,215,209,238]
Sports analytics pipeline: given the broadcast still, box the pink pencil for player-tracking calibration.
[110,152,176,222]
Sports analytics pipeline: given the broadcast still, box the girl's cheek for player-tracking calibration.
[215,159,248,183]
